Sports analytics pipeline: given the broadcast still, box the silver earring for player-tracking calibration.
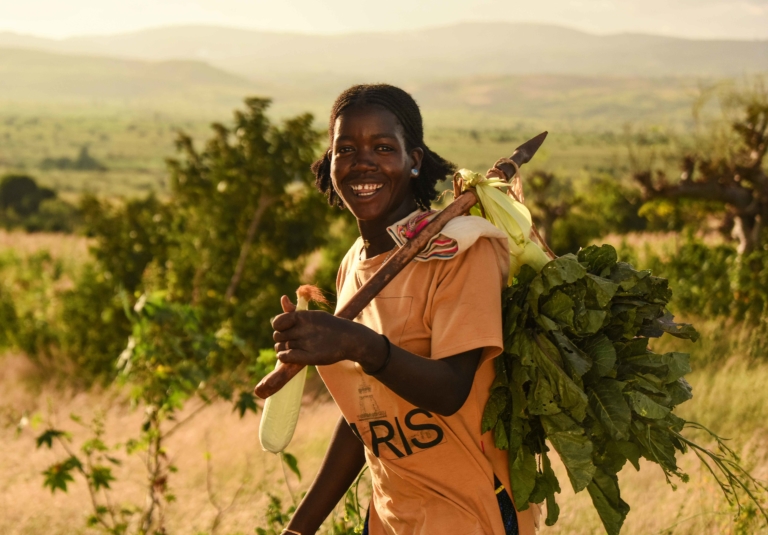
[411,168,419,176]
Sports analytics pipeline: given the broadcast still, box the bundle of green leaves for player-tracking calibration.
[482,244,765,534]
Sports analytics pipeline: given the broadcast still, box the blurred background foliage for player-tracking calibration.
[0,97,344,386]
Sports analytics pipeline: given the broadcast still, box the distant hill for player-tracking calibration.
[0,47,262,114]
[1,22,767,80]
[0,46,710,129]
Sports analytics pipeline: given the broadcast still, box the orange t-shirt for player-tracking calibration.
[317,222,537,535]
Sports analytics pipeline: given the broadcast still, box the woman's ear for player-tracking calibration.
[410,147,424,178]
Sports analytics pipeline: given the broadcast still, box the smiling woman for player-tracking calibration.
[271,84,537,535]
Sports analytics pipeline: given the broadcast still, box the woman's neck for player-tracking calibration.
[358,199,419,258]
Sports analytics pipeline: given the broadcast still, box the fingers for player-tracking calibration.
[277,348,312,365]
[271,311,298,331]
[274,339,300,354]
[281,295,297,314]
[272,330,296,343]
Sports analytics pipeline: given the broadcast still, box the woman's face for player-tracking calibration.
[330,106,423,223]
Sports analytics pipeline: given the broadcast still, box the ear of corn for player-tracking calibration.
[258,286,327,454]
[458,169,550,280]
[259,364,307,453]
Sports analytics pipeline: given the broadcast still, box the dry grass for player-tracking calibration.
[2,351,766,535]
[0,229,91,264]
[1,361,341,535]
[541,358,768,535]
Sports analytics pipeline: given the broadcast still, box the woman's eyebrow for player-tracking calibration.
[335,133,398,142]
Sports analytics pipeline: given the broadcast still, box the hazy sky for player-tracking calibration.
[2,0,767,40]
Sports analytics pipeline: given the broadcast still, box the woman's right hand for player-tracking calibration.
[272,295,388,371]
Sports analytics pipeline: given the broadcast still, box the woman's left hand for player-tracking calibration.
[272,295,386,368]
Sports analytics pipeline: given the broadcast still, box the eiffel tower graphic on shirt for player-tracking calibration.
[357,374,386,421]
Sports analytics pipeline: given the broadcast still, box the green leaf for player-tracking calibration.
[528,372,561,416]
[36,429,66,449]
[42,458,78,493]
[577,309,607,334]
[529,448,563,514]
[508,446,537,508]
[482,388,509,433]
[534,313,560,332]
[578,244,618,276]
[493,419,509,450]
[516,264,539,286]
[540,291,575,327]
[589,379,631,440]
[586,467,629,535]
[609,262,649,292]
[655,312,700,341]
[491,357,509,388]
[625,373,666,396]
[581,335,616,378]
[542,413,595,492]
[631,421,678,472]
[551,331,592,378]
[91,465,115,490]
[616,441,641,471]
[625,391,670,420]
[82,438,108,454]
[602,440,641,472]
[526,275,546,316]
[585,274,619,308]
[666,377,693,407]
[233,391,258,418]
[540,255,587,293]
[659,352,691,383]
[531,333,589,422]
[542,451,562,526]
[281,452,301,481]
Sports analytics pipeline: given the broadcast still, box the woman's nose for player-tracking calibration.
[352,148,377,171]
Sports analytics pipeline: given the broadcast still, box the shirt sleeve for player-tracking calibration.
[428,237,505,364]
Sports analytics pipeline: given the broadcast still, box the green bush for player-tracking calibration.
[0,174,79,232]
[617,235,768,359]
[545,175,646,254]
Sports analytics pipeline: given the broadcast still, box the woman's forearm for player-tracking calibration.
[285,415,367,534]
[358,338,481,416]
[272,310,482,417]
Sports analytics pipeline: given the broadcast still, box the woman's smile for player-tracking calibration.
[349,182,384,197]
[350,182,384,197]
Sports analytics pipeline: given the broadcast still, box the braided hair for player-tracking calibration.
[311,84,455,210]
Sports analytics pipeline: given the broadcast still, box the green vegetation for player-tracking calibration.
[0,174,78,232]
[1,72,766,534]
[485,246,763,534]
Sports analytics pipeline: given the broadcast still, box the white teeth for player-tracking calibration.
[351,183,383,194]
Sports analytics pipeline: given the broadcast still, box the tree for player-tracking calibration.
[526,170,580,246]
[0,174,55,217]
[164,97,334,349]
[632,83,768,254]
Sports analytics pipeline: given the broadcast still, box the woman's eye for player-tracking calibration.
[337,146,353,154]
[377,145,394,152]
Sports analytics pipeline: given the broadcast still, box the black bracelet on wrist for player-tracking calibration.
[364,334,392,376]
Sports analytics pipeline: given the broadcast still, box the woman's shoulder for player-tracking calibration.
[387,210,510,280]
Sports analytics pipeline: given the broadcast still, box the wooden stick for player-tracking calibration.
[253,191,478,399]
